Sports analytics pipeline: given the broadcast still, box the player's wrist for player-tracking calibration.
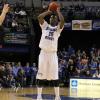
[47,10,52,14]
[2,10,7,14]
[56,8,60,13]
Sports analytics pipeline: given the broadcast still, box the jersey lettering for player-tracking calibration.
[45,27,57,41]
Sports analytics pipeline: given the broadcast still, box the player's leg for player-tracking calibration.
[37,87,42,100]
[36,52,43,100]
[48,52,61,100]
[36,79,44,100]
[54,87,61,100]
[36,50,48,100]
[50,80,61,100]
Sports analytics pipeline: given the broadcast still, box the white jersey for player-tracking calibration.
[39,21,63,52]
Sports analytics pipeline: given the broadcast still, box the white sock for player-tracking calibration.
[54,87,60,97]
[37,87,42,97]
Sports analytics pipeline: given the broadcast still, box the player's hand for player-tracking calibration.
[2,4,10,14]
[56,6,60,13]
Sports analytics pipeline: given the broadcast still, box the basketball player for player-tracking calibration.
[0,4,9,25]
[36,5,64,100]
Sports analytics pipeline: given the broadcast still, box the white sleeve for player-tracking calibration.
[57,24,64,34]
[40,20,48,30]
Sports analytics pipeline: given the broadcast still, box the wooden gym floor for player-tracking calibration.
[0,87,100,100]
[0,87,68,100]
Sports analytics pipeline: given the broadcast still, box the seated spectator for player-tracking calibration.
[12,62,21,79]
[59,59,67,85]
[93,62,100,78]
[76,58,89,77]
[17,67,26,88]
[24,62,30,87]
[90,59,98,75]
[67,59,77,77]
[67,45,75,56]
[11,19,18,32]
[23,24,30,33]
[7,74,16,88]
[17,23,24,32]
[5,62,13,78]
[19,8,27,16]
[12,19,18,28]
[85,70,92,78]
[14,8,20,15]
[0,62,7,87]
[42,2,48,10]
[29,63,37,86]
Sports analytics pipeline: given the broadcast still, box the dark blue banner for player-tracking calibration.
[0,47,29,53]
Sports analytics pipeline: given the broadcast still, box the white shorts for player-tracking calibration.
[36,50,58,80]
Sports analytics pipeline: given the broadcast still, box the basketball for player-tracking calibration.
[49,2,58,11]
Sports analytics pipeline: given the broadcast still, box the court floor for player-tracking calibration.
[0,87,100,100]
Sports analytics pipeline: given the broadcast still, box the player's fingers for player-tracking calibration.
[57,7,60,12]
[48,6,51,11]
[4,4,9,8]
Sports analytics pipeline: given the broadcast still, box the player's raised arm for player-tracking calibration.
[56,7,64,29]
[38,10,52,25]
[0,4,9,25]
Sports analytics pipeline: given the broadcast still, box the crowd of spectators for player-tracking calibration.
[62,4,100,20]
[0,45,100,89]
[0,1,30,34]
[0,61,37,91]
[58,45,100,86]
[41,0,100,20]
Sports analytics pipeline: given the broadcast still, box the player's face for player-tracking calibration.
[50,15,58,26]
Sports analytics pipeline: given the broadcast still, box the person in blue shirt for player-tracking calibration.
[24,62,30,86]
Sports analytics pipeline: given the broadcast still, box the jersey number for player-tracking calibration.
[49,31,54,37]
[45,31,54,41]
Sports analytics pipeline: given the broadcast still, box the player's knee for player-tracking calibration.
[51,80,59,87]
[36,79,46,87]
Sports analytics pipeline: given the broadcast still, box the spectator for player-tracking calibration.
[17,67,26,88]
[12,19,18,32]
[67,59,77,77]
[29,63,37,86]
[67,45,75,56]
[0,62,7,87]
[19,8,27,16]
[90,59,98,75]
[24,62,30,86]
[12,62,21,78]
[59,59,67,86]
[85,70,92,78]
